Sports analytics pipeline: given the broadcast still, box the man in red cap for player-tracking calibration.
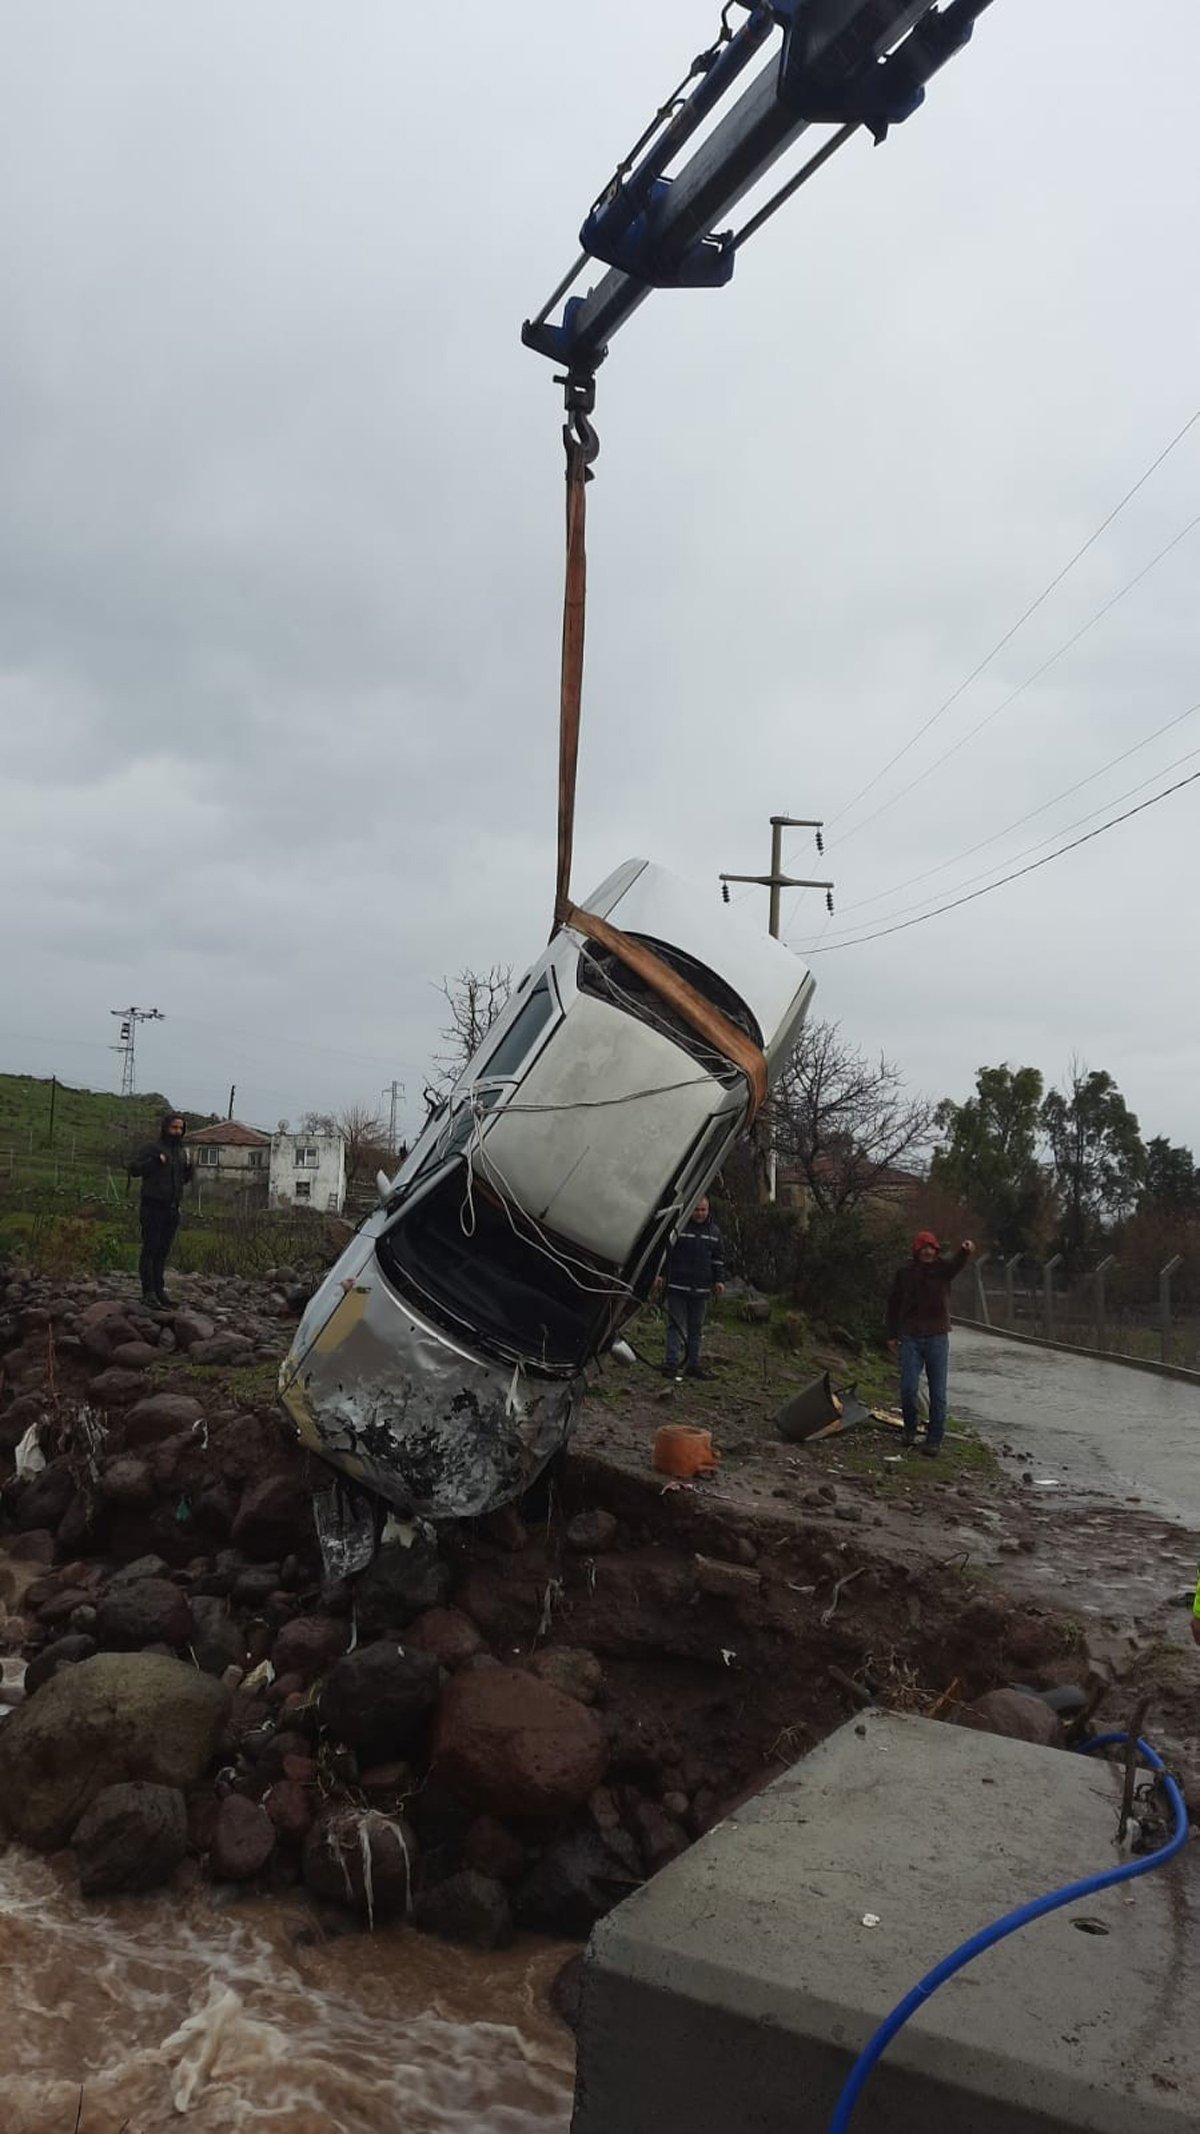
[885,1231,975,1456]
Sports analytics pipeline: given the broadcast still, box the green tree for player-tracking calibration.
[931,1064,1047,1256]
[1040,1064,1144,1264]
[1139,1135,1199,1215]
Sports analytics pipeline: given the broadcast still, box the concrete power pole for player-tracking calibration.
[719,817,833,1202]
[381,1080,405,1160]
[110,1006,164,1101]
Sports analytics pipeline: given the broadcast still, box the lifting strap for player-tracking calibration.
[552,384,768,1122]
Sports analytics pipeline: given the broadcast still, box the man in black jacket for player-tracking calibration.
[656,1195,726,1380]
[129,1112,193,1307]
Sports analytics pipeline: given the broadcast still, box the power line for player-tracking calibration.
[795,763,1200,955]
[169,1013,408,1072]
[835,504,1200,850]
[836,691,1200,918]
[827,402,1200,831]
[809,738,1200,944]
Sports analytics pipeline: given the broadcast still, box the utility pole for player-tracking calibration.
[719,816,833,1203]
[110,1006,164,1101]
[47,1074,57,1147]
[381,1080,405,1160]
[720,816,834,938]
[227,1084,236,1120]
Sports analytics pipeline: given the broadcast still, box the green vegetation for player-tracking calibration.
[604,1292,998,1490]
[0,1072,173,1203]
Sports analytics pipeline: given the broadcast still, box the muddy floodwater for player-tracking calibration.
[0,1848,574,2134]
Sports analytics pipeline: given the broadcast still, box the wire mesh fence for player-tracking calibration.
[957,1255,1200,1372]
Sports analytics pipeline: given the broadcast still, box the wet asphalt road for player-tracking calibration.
[949,1327,1200,1527]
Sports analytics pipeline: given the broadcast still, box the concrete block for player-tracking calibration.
[571,1710,1197,2132]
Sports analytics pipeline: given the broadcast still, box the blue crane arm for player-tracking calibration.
[522,0,996,381]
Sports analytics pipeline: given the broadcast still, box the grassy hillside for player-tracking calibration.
[0,1073,181,1201]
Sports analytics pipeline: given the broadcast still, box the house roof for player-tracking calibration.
[186,1121,272,1149]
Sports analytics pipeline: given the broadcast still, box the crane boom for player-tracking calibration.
[523,0,996,383]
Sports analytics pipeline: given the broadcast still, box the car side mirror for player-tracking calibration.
[375,1169,391,1204]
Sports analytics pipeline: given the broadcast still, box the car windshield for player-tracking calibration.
[376,1170,616,1368]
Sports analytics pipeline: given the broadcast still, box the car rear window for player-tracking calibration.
[576,934,762,1078]
[376,1170,617,1369]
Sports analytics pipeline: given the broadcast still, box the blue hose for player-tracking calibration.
[828,1733,1189,2133]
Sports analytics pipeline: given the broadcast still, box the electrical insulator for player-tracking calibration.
[825,890,834,916]
[816,829,824,855]
[721,883,731,904]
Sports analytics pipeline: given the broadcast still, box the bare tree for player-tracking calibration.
[773,1019,935,1217]
[429,965,513,1098]
[300,1103,393,1186]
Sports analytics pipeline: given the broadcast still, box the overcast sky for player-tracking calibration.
[1,1,1198,1156]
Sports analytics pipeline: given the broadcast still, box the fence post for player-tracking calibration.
[1158,1254,1184,1365]
[1043,1253,1062,1343]
[1004,1253,1022,1329]
[972,1253,991,1325]
[1094,1255,1117,1353]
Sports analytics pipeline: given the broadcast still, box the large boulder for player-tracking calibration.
[514,1828,643,1937]
[232,1475,310,1561]
[210,1794,276,1881]
[432,1667,608,1820]
[12,1464,75,1533]
[404,1607,487,1673]
[955,1688,1062,1747]
[88,1368,148,1408]
[354,1539,451,1635]
[302,1805,417,1923]
[98,1456,155,1510]
[413,1869,514,1950]
[271,1615,348,1682]
[122,1393,205,1448]
[96,1578,194,1652]
[189,1333,254,1367]
[0,1652,230,1849]
[72,1782,187,1897]
[320,1642,441,1764]
[108,1342,159,1372]
[170,1310,216,1351]
[189,1596,246,1677]
[529,1647,604,1708]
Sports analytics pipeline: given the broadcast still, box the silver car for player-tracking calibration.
[279,858,814,1518]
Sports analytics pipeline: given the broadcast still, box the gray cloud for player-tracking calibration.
[1,0,1198,1154]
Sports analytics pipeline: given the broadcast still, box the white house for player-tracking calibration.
[185,1122,272,1207]
[270,1130,347,1214]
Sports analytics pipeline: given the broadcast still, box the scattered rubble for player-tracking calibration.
[1,1261,1194,1953]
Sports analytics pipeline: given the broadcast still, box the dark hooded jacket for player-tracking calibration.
[129,1114,193,1208]
[885,1241,968,1341]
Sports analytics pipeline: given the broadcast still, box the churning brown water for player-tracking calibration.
[0,1848,574,2133]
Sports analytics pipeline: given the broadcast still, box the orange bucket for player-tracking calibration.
[654,1423,720,1478]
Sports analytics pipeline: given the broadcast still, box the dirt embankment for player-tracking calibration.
[1,1267,1195,1966]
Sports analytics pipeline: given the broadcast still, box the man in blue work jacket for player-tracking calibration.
[655,1196,725,1380]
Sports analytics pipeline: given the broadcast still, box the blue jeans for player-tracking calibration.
[900,1334,949,1444]
[666,1289,708,1371]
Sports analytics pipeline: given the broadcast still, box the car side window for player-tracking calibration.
[476,976,557,1082]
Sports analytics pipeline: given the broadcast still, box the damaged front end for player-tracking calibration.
[278,1260,581,1521]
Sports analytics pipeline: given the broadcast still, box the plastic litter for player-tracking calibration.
[14,1422,45,1480]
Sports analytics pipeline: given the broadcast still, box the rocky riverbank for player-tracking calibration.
[2,1265,1192,1972]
